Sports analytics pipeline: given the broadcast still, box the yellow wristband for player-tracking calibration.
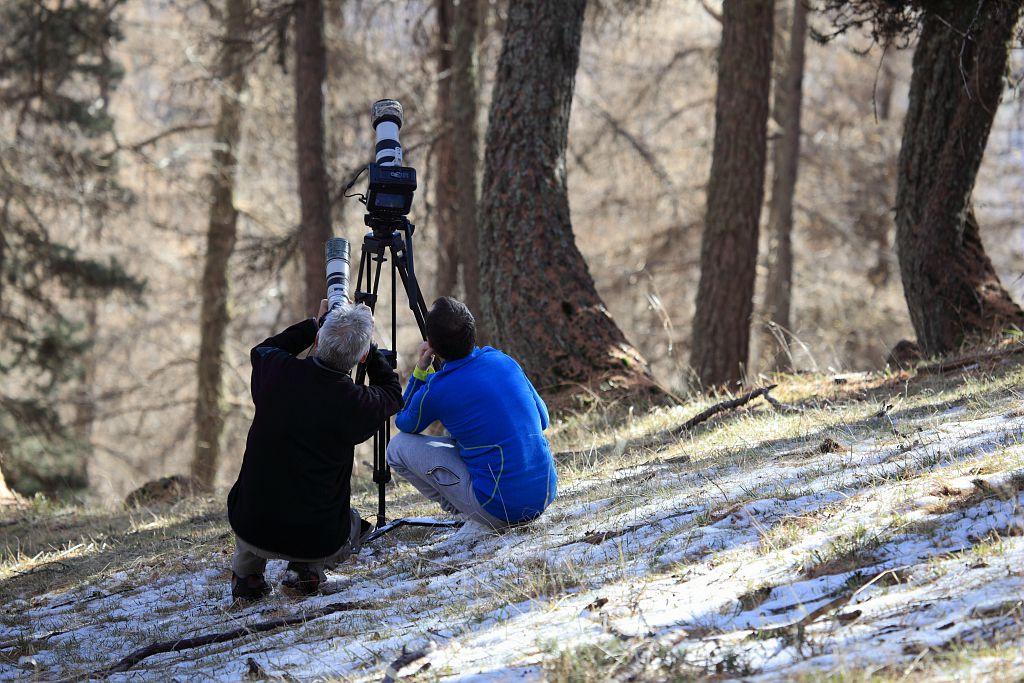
[412,365,435,381]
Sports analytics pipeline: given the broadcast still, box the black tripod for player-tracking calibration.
[353,214,463,543]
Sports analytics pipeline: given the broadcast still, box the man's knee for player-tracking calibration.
[386,431,416,468]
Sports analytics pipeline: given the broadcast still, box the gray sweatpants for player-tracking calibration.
[386,432,507,529]
[231,508,363,582]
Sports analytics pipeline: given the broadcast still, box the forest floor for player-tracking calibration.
[2,344,1024,681]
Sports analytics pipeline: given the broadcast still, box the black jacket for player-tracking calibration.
[227,318,402,558]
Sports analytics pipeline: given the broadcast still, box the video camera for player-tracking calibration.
[365,99,417,219]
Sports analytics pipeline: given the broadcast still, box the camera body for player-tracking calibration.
[365,163,417,217]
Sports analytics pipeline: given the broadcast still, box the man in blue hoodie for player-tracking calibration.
[387,297,556,529]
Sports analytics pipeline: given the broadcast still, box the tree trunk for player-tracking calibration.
[451,0,482,317]
[0,232,12,505]
[758,0,807,373]
[690,0,774,389]
[294,0,332,316]
[478,0,653,398]
[71,301,99,488]
[434,0,482,313]
[191,0,252,490]
[895,1,1024,356]
[433,0,460,298]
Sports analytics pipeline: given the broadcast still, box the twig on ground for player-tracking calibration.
[755,591,853,639]
[672,385,778,435]
[381,646,432,682]
[763,390,805,414]
[82,600,373,679]
[46,586,135,611]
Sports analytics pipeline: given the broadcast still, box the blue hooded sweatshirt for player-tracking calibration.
[394,346,557,522]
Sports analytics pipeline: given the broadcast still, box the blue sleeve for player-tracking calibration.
[532,383,550,430]
[395,376,441,434]
[511,357,549,430]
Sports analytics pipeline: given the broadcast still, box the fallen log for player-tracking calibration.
[81,600,372,679]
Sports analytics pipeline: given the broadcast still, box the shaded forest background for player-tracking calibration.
[2,0,1023,501]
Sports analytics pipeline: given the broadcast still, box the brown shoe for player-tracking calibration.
[231,573,271,602]
[282,562,322,595]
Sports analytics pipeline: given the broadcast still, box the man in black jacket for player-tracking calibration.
[227,300,402,600]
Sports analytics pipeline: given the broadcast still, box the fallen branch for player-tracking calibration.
[84,600,372,678]
[755,564,911,641]
[754,591,854,640]
[915,343,1024,376]
[671,385,778,435]
[763,390,805,414]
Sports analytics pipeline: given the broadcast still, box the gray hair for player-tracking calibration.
[315,303,374,370]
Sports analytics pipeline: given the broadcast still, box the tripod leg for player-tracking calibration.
[374,422,388,528]
[355,234,393,529]
[392,247,430,337]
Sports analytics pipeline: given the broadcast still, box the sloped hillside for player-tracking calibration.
[2,349,1023,681]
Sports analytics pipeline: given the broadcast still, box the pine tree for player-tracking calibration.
[758,0,808,372]
[690,0,774,389]
[479,0,655,399]
[894,1,1024,354]
[191,0,254,491]
[823,0,1024,355]
[0,0,143,495]
[293,0,333,317]
[434,0,482,312]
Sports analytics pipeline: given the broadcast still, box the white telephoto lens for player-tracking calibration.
[325,238,351,310]
[374,121,402,166]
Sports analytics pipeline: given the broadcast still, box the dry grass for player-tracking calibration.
[4,343,1024,679]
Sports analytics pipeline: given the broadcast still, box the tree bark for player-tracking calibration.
[690,0,774,389]
[451,0,482,317]
[294,0,332,316]
[759,0,807,373]
[0,206,11,504]
[895,1,1024,356]
[433,0,482,314]
[191,0,252,490]
[433,0,460,298]
[478,0,653,398]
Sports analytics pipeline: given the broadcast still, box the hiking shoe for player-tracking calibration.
[359,518,373,539]
[231,573,271,602]
[283,562,322,595]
